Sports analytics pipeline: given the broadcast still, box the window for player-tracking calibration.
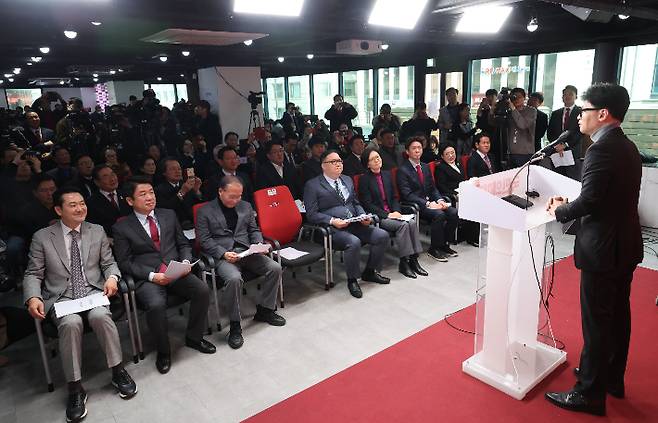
[378,66,415,121]
[342,69,374,134]
[424,73,442,118]
[620,43,658,156]
[535,49,594,111]
[470,55,530,110]
[312,73,338,119]
[5,88,41,110]
[175,84,188,102]
[287,75,310,115]
[265,77,286,119]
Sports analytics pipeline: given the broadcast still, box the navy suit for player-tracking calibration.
[467,151,496,179]
[304,174,389,279]
[396,160,458,249]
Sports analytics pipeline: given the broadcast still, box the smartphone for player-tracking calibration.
[186,168,195,178]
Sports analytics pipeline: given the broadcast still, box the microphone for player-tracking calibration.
[533,130,571,158]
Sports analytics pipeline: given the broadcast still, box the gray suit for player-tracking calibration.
[23,221,122,382]
[196,199,281,322]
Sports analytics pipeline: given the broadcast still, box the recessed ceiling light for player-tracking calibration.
[13,68,21,74]
[618,14,629,20]
[3,74,12,78]
[277,57,285,63]
[456,5,513,33]
[64,30,78,39]
[74,77,80,81]
[59,80,65,85]
[234,0,305,17]
[92,73,99,78]
[243,39,253,46]
[526,17,538,32]
[31,56,42,62]
[109,70,116,74]
[8,78,14,82]
[157,77,162,81]
[93,78,98,82]
[306,54,314,59]
[91,21,102,26]
[180,74,185,77]
[39,47,50,54]
[182,51,190,57]
[159,56,168,62]
[118,68,124,72]
[381,43,389,50]
[27,62,33,66]
[0,80,3,84]
[368,0,429,30]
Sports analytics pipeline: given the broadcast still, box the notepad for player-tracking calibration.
[54,293,110,318]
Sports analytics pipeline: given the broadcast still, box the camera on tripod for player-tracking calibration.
[494,87,516,120]
[248,91,265,110]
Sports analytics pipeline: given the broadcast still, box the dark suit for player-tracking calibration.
[86,191,132,237]
[255,161,302,199]
[396,160,458,249]
[281,112,305,137]
[203,170,254,204]
[15,126,55,149]
[548,105,584,179]
[74,175,98,199]
[304,174,389,279]
[467,151,496,179]
[534,109,549,153]
[300,157,322,184]
[154,181,202,226]
[555,126,642,401]
[112,208,209,354]
[324,105,358,132]
[435,161,464,203]
[342,153,366,177]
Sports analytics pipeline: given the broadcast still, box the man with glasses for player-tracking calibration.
[545,83,643,416]
[304,151,390,298]
[547,85,584,180]
[255,142,301,199]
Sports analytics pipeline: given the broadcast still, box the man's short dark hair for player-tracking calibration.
[129,95,137,101]
[53,186,83,208]
[405,136,425,150]
[264,141,284,155]
[68,97,83,110]
[529,92,544,103]
[379,128,395,138]
[320,150,340,162]
[224,131,239,142]
[285,134,299,142]
[217,146,237,161]
[485,89,498,97]
[124,175,153,198]
[219,175,243,190]
[473,132,491,148]
[415,102,427,110]
[445,87,459,95]
[511,88,526,98]
[32,173,56,191]
[75,154,92,165]
[286,102,295,109]
[198,100,211,111]
[348,134,365,147]
[308,138,326,149]
[581,83,630,122]
[333,94,343,102]
[161,157,180,174]
[563,85,578,96]
[92,164,112,181]
[52,144,69,156]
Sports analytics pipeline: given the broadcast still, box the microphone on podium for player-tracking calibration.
[533,130,571,159]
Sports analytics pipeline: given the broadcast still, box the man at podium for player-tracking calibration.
[545,83,643,416]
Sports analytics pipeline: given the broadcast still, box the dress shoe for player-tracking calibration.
[66,389,88,422]
[347,279,363,298]
[545,390,606,416]
[409,255,428,276]
[361,268,390,284]
[185,337,217,354]
[427,248,449,262]
[398,258,417,279]
[155,353,171,374]
[111,368,137,399]
[253,305,286,326]
[227,321,244,349]
[440,245,459,257]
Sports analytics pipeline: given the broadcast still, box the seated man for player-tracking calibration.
[196,175,285,350]
[255,142,301,199]
[467,133,498,178]
[203,147,254,204]
[154,157,202,227]
[341,134,367,177]
[300,138,326,184]
[86,164,131,237]
[46,146,78,188]
[18,111,55,149]
[112,177,215,374]
[73,154,97,199]
[304,151,390,298]
[397,136,459,262]
[23,187,137,423]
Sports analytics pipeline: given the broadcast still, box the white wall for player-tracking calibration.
[107,80,145,105]
[198,66,264,138]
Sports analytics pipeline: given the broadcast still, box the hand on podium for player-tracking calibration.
[546,196,567,216]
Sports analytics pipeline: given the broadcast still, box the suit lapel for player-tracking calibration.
[50,224,71,273]
[128,213,157,250]
[319,176,343,202]
[80,222,91,265]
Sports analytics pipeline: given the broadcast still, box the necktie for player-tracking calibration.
[35,129,42,144]
[416,164,425,186]
[375,173,390,213]
[334,180,353,218]
[108,192,119,210]
[147,216,160,250]
[69,230,87,299]
[483,155,493,173]
[563,108,570,131]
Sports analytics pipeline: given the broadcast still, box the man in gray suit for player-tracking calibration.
[24,187,137,423]
[304,150,391,299]
[197,175,285,350]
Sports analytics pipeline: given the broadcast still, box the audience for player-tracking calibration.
[203,147,254,204]
[378,129,403,170]
[371,103,401,136]
[301,138,326,183]
[86,164,131,237]
[255,142,301,199]
[400,102,437,143]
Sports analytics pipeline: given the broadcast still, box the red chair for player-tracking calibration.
[352,174,362,195]
[253,185,330,298]
[461,155,470,179]
[428,160,438,184]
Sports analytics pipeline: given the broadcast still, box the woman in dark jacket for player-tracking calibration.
[434,144,463,204]
[358,148,427,278]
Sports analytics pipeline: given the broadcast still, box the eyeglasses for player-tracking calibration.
[322,159,343,166]
[579,107,602,116]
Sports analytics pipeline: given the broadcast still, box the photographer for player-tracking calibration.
[371,103,401,136]
[55,97,96,158]
[399,102,437,143]
[505,88,537,168]
[324,94,358,132]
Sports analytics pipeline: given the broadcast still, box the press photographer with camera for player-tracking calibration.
[324,94,358,132]
[54,97,96,158]
[503,87,537,168]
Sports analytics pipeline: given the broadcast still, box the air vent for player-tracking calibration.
[140,29,269,46]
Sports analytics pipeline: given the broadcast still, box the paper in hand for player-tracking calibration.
[237,243,271,258]
[163,259,199,280]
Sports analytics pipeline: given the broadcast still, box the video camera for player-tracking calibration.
[494,87,515,120]
[248,91,265,110]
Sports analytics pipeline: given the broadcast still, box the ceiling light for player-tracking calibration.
[74,77,80,81]
[0,80,3,84]
[109,70,116,74]
[13,68,21,74]
[306,54,314,59]
[8,78,14,82]
[59,80,65,85]
[31,56,42,62]
[618,14,629,20]
[64,30,78,39]
[27,62,33,66]
[381,43,389,50]
[234,0,305,17]
[182,50,190,56]
[91,21,102,26]
[159,56,168,62]
[93,73,99,77]
[118,68,124,72]
[157,77,162,81]
[527,17,538,32]
[180,74,185,77]
[277,56,285,63]
[3,74,12,78]
[368,0,429,30]
[39,47,50,54]
[243,39,253,46]
[456,5,513,33]
[93,78,98,82]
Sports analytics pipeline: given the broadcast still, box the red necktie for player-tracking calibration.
[108,192,119,210]
[416,164,425,186]
[147,216,160,250]
[562,108,570,132]
[483,155,493,173]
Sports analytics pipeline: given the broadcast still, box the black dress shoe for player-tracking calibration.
[227,322,244,349]
[440,245,459,257]
[253,305,286,326]
[427,248,449,262]
[347,279,362,298]
[409,255,428,276]
[185,337,217,354]
[111,368,137,399]
[155,353,171,374]
[398,258,417,279]
[66,389,87,422]
[545,390,605,416]
[573,367,625,399]
[361,268,390,284]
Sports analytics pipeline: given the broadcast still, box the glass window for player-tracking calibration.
[535,49,594,111]
[265,77,286,120]
[342,69,374,134]
[378,66,415,121]
[424,73,442,118]
[445,72,464,104]
[149,84,177,109]
[175,84,188,102]
[620,43,658,157]
[5,88,41,110]
[470,55,530,110]
[287,75,310,115]
[312,72,339,119]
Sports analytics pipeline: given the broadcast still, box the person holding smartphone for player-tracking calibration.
[324,94,358,132]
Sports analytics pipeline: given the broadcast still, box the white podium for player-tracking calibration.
[458,165,581,399]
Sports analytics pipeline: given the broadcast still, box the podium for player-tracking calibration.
[458,165,581,399]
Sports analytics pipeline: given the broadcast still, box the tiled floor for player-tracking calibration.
[1,225,657,423]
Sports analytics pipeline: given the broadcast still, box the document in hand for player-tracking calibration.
[54,292,110,318]
[164,259,200,280]
[550,150,575,168]
[390,214,415,222]
[344,214,375,223]
[274,247,309,260]
[237,243,271,258]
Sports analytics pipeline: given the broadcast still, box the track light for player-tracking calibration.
[118,69,124,72]
[180,74,185,77]
[13,68,21,74]
[243,39,253,46]
[182,51,190,57]
[306,54,314,59]
[618,14,629,20]
[31,56,42,62]
[27,62,33,66]
[157,77,162,81]
[93,78,98,82]
[527,17,538,32]
[3,74,12,78]
[59,80,65,85]
[8,78,14,82]
[91,21,102,26]
[277,57,285,63]
[159,56,168,62]
[64,30,77,39]
[39,47,50,54]
[93,73,99,77]
[109,70,116,74]
[381,43,389,50]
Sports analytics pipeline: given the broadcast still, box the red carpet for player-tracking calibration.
[244,258,658,423]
